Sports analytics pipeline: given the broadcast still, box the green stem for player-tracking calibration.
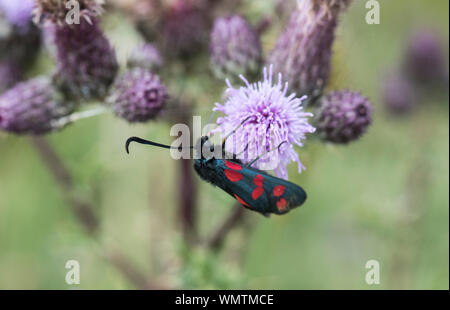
[51,105,109,129]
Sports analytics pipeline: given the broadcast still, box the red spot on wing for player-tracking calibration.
[225,161,242,170]
[234,194,249,207]
[225,169,243,182]
[253,174,264,187]
[276,198,287,211]
[273,185,285,197]
[252,187,264,200]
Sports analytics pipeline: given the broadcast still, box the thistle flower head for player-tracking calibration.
[268,0,351,103]
[107,68,168,123]
[214,66,316,180]
[0,0,34,28]
[0,76,74,134]
[34,0,104,26]
[315,90,372,143]
[209,15,262,80]
[48,18,118,100]
[127,43,163,72]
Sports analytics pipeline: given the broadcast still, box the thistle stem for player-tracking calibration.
[51,105,109,129]
[207,202,245,251]
[176,104,198,245]
[103,249,163,290]
[179,157,197,243]
[255,16,272,35]
[31,136,154,289]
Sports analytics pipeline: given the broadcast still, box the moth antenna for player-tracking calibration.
[247,141,287,167]
[125,136,192,154]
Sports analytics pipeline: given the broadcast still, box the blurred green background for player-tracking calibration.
[0,0,448,289]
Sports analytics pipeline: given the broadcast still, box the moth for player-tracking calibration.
[125,120,307,216]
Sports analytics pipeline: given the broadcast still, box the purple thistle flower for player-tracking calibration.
[107,68,168,123]
[315,90,372,144]
[214,66,316,180]
[268,0,351,103]
[209,15,262,80]
[0,61,22,93]
[0,76,75,134]
[46,18,118,100]
[0,0,34,29]
[403,28,447,85]
[382,73,415,116]
[127,43,163,72]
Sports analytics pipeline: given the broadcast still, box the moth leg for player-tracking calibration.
[247,141,287,167]
[233,143,249,160]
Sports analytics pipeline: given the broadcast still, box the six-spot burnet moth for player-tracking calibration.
[125,118,307,216]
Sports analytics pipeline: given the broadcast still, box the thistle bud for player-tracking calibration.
[127,43,163,72]
[315,90,372,144]
[107,68,168,123]
[46,18,118,100]
[268,0,351,103]
[35,0,116,100]
[403,28,447,85]
[0,77,75,134]
[210,15,262,80]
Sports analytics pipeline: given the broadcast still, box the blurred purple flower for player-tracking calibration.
[127,43,163,72]
[107,68,168,123]
[0,76,74,134]
[161,0,208,57]
[404,28,447,85]
[315,90,372,144]
[268,0,351,103]
[382,73,415,116]
[0,0,34,28]
[210,15,262,80]
[214,66,316,180]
